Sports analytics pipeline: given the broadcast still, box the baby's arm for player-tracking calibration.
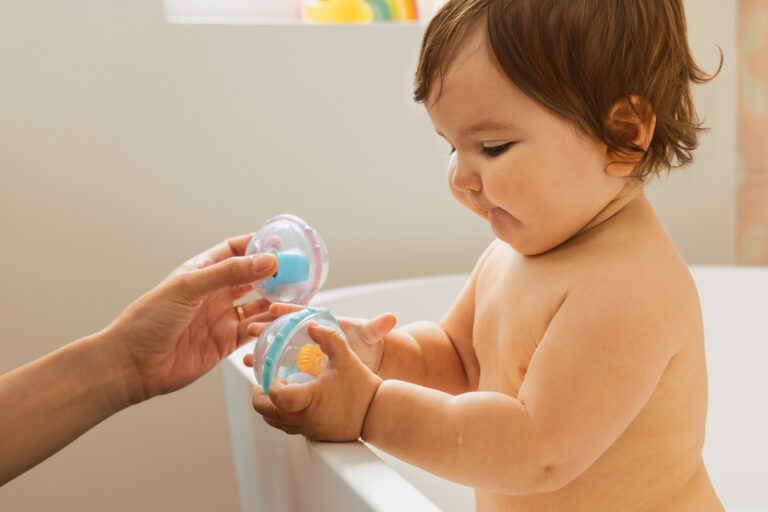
[374,241,499,394]
[362,264,679,494]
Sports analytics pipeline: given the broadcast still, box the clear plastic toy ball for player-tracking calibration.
[245,214,329,305]
[252,307,343,394]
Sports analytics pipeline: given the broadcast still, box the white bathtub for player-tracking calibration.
[223,266,768,511]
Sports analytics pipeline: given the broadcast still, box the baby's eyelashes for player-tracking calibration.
[448,142,515,158]
[482,142,515,156]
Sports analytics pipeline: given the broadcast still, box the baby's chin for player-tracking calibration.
[487,210,576,256]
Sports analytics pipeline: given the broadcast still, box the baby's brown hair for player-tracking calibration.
[413,0,722,180]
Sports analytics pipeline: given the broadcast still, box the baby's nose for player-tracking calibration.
[449,158,482,193]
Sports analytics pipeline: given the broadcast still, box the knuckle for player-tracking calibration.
[169,273,200,303]
[221,258,243,281]
[277,391,297,412]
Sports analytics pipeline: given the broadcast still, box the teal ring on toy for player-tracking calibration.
[260,307,336,394]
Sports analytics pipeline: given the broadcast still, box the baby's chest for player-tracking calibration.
[472,264,566,396]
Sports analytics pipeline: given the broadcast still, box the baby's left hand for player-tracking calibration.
[250,322,383,442]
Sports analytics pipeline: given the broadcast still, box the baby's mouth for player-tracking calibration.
[489,207,518,223]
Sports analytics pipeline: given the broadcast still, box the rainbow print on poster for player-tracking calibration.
[302,0,419,23]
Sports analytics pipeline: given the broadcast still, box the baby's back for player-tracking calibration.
[469,211,722,511]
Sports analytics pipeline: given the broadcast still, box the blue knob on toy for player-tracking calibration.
[246,214,329,305]
[262,252,311,295]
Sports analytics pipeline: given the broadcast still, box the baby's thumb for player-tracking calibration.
[360,313,397,345]
[308,323,349,362]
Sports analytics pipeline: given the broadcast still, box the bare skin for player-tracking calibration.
[249,23,723,512]
[447,197,720,511]
[0,235,279,486]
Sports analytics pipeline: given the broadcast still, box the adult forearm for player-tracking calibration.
[0,330,133,485]
[376,321,470,395]
[361,380,553,494]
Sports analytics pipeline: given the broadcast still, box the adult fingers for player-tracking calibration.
[246,322,265,339]
[230,284,256,302]
[237,313,271,347]
[206,233,255,263]
[177,253,277,302]
[194,234,255,269]
[236,307,274,347]
[237,298,273,321]
[243,353,254,367]
[226,233,256,258]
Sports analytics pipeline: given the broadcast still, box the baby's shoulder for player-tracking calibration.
[571,246,701,353]
[590,238,695,295]
[571,237,696,305]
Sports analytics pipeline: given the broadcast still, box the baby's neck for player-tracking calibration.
[572,181,647,241]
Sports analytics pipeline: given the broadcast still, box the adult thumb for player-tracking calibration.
[179,253,277,300]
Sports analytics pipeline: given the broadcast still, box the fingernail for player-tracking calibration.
[253,254,274,272]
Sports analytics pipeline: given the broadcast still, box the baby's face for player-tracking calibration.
[425,30,627,255]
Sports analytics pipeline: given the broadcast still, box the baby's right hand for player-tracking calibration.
[245,303,397,373]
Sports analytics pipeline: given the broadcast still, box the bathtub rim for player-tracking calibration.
[224,274,463,511]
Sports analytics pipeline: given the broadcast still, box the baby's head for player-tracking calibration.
[413,0,720,254]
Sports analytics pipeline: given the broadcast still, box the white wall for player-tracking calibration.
[0,1,735,510]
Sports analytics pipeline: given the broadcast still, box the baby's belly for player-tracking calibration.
[472,358,717,512]
[473,417,719,512]
[475,460,718,512]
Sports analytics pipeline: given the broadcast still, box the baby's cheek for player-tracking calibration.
[491,172,526,206]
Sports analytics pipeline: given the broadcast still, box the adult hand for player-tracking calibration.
[243,303,397,372]
[0,233,283,486]
[106,234,279,405]
[251,322,383,441]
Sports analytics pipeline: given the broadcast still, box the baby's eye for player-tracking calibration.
[482,142,514,157]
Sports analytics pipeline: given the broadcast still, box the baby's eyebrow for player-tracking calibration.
[436,120,516,138]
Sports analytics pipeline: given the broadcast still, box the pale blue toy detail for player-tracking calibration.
[261,307,331,394]
[260,252,310,295]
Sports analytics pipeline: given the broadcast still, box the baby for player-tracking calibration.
[248,0,724,510]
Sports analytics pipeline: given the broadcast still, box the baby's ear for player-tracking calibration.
[604,95,657,177]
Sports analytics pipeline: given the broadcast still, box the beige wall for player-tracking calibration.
[0,1,735,510]
[737,1,768,264]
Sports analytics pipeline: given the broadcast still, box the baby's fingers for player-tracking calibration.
[262,416,302,435]
[359,313,397,345]
[243,353,254,367]
[268,381,313,414]
[252,389,278,418]
[252,389,303,433]
[268,302,307,317]
[307,322,350,363]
